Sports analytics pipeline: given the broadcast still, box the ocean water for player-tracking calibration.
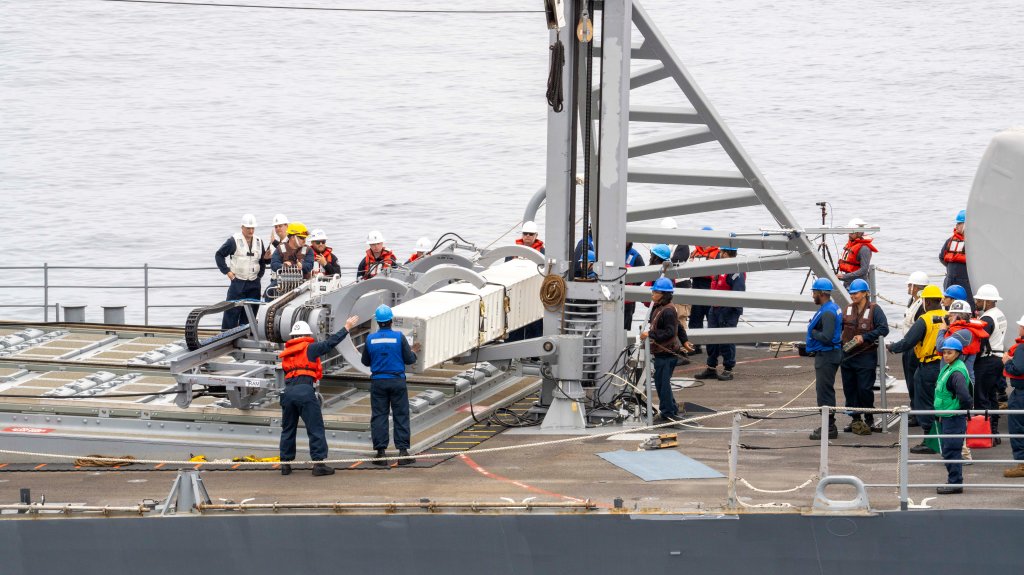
[2,0,1023,327]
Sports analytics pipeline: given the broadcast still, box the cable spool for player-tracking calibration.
[540,274,567,311]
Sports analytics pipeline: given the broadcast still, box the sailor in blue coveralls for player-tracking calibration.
[362,304,420,466]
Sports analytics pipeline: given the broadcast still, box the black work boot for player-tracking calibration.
[397,449,415,466]
[372,448,388,466]
[809,426,838,440]
[717,369,734,381]
[312,463,335,476]
[693,367,718,379]
[280,464,292,476]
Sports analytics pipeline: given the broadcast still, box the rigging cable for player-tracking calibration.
[103,0,543,13]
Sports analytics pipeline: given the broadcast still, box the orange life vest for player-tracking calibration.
[942,230,966,264]
[689,245,720,261]
[312,247,333,274]
[1005,338,1024,381]
[838,237,878,273]
[515,238,545,252]
[363,248,395,278]
[279,337,322,381]
[408,252,423,263]
[946,319,990,356]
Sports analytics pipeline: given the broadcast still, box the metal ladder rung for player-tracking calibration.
[628,127,716,158]
[627,167,748,187]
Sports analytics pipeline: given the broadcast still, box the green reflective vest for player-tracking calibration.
[934,359,971,415]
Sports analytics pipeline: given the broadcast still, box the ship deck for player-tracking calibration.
[3,345,1022,514]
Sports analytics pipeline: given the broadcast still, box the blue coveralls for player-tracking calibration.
[808,300,843,425]
[706,272,745,371]
[279,328,350,462]
[215,236,266,329]
[361,328,418,450]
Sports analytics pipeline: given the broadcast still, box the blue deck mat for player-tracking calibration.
[596,449,725,481]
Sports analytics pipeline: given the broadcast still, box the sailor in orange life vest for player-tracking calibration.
[215,214,266,330]
[407,237,433,263]
[838,279,889,435]
[515,221,545,253]
[972,284,1008,444]
[278,315,360,477]
[1002,314,1024,478]
[936,299,989,384]
[693,246,744,381]
[687,226,720,355]
[639,277,693,423]
[357,230,396,280]
[835,218,877,288]
[305,229,341,276]
[939,209,974,310]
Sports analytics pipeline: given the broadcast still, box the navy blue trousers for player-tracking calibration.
[706,307,740,369]
[913,360,941,434]
[653,355,679,418]
[371,377,411,450]
[222,278,261,329]
[939,415,967,484]
[279,382,328,462]
[1009,389,1024,462]
[841,351,877,421]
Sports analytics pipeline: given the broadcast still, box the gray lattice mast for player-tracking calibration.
[540,0,848,405]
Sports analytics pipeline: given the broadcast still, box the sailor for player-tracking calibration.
[936,299,989,384]
[516,221,545,253]
[941,284,968,311]
[1002,315,1024,478]
[268,222,311,297]
[900,271,930,419]
[694,246,744,381]
[357,230,396,280]
[939,210,973,310]
[640,277,691,423]
[973,284,1007,443]
[807,278,844,440]
[835,218,877,288]
[838,279,889,435]
[934,338,973,495]
[660,217,690,262]
[407,237,433,263]
[305,229,341,276]
[361,305,420,466]
[624,242,645,330]
[278,316,359,477]
[686,226,720,355]
[643,244,689,363]
[263,213,289,260]
[214,213,266,329]
[579,250,597,279]
[888,285,947,453]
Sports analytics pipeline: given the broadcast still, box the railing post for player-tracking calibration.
[143,263,150,326]
[43,262,49,322]
[899,410,910,510]
[819,406,829,478]
[870,265,888,432]
[727,412,741,509]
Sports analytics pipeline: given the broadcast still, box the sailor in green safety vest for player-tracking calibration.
[934,338,973,494]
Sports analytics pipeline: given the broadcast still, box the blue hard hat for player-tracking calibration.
[651,277,675,293]
[848,279,870,294]
[719,246,738,252]
[811,278,834,292]
[701,225,714,231]
[955,209,966,223]
[651,244,671,260]
[374,304,393,323]
[941,338,964,353]
[944,285,968,300]
[578,249,596,262]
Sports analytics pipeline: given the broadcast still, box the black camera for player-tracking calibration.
[796,342,815,357]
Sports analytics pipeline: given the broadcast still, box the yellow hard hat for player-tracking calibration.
[287,222,308,237]
[920,285,943,299]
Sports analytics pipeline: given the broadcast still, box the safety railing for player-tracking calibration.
[895,409,1024,510]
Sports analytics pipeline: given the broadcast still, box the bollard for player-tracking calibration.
[102,305,127,325]
[62,305,86,323]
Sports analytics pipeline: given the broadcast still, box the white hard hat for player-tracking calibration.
[416,236,432,251]
[366,230,385,245]
[906,271,929,286]
[973,284,1002,302]
[847,217,867,228]
[948,300,971,315]
[289,321,313,337]
[240,214,257,228]
[272,214,289,226]
[660,217,678,230]
[521,221,539,234]
[1017,315,1024,328]
[308,229,328,242]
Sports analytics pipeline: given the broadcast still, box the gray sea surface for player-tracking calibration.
[2,0,1023,327]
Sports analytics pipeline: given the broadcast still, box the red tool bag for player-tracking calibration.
[966,415,993,449]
